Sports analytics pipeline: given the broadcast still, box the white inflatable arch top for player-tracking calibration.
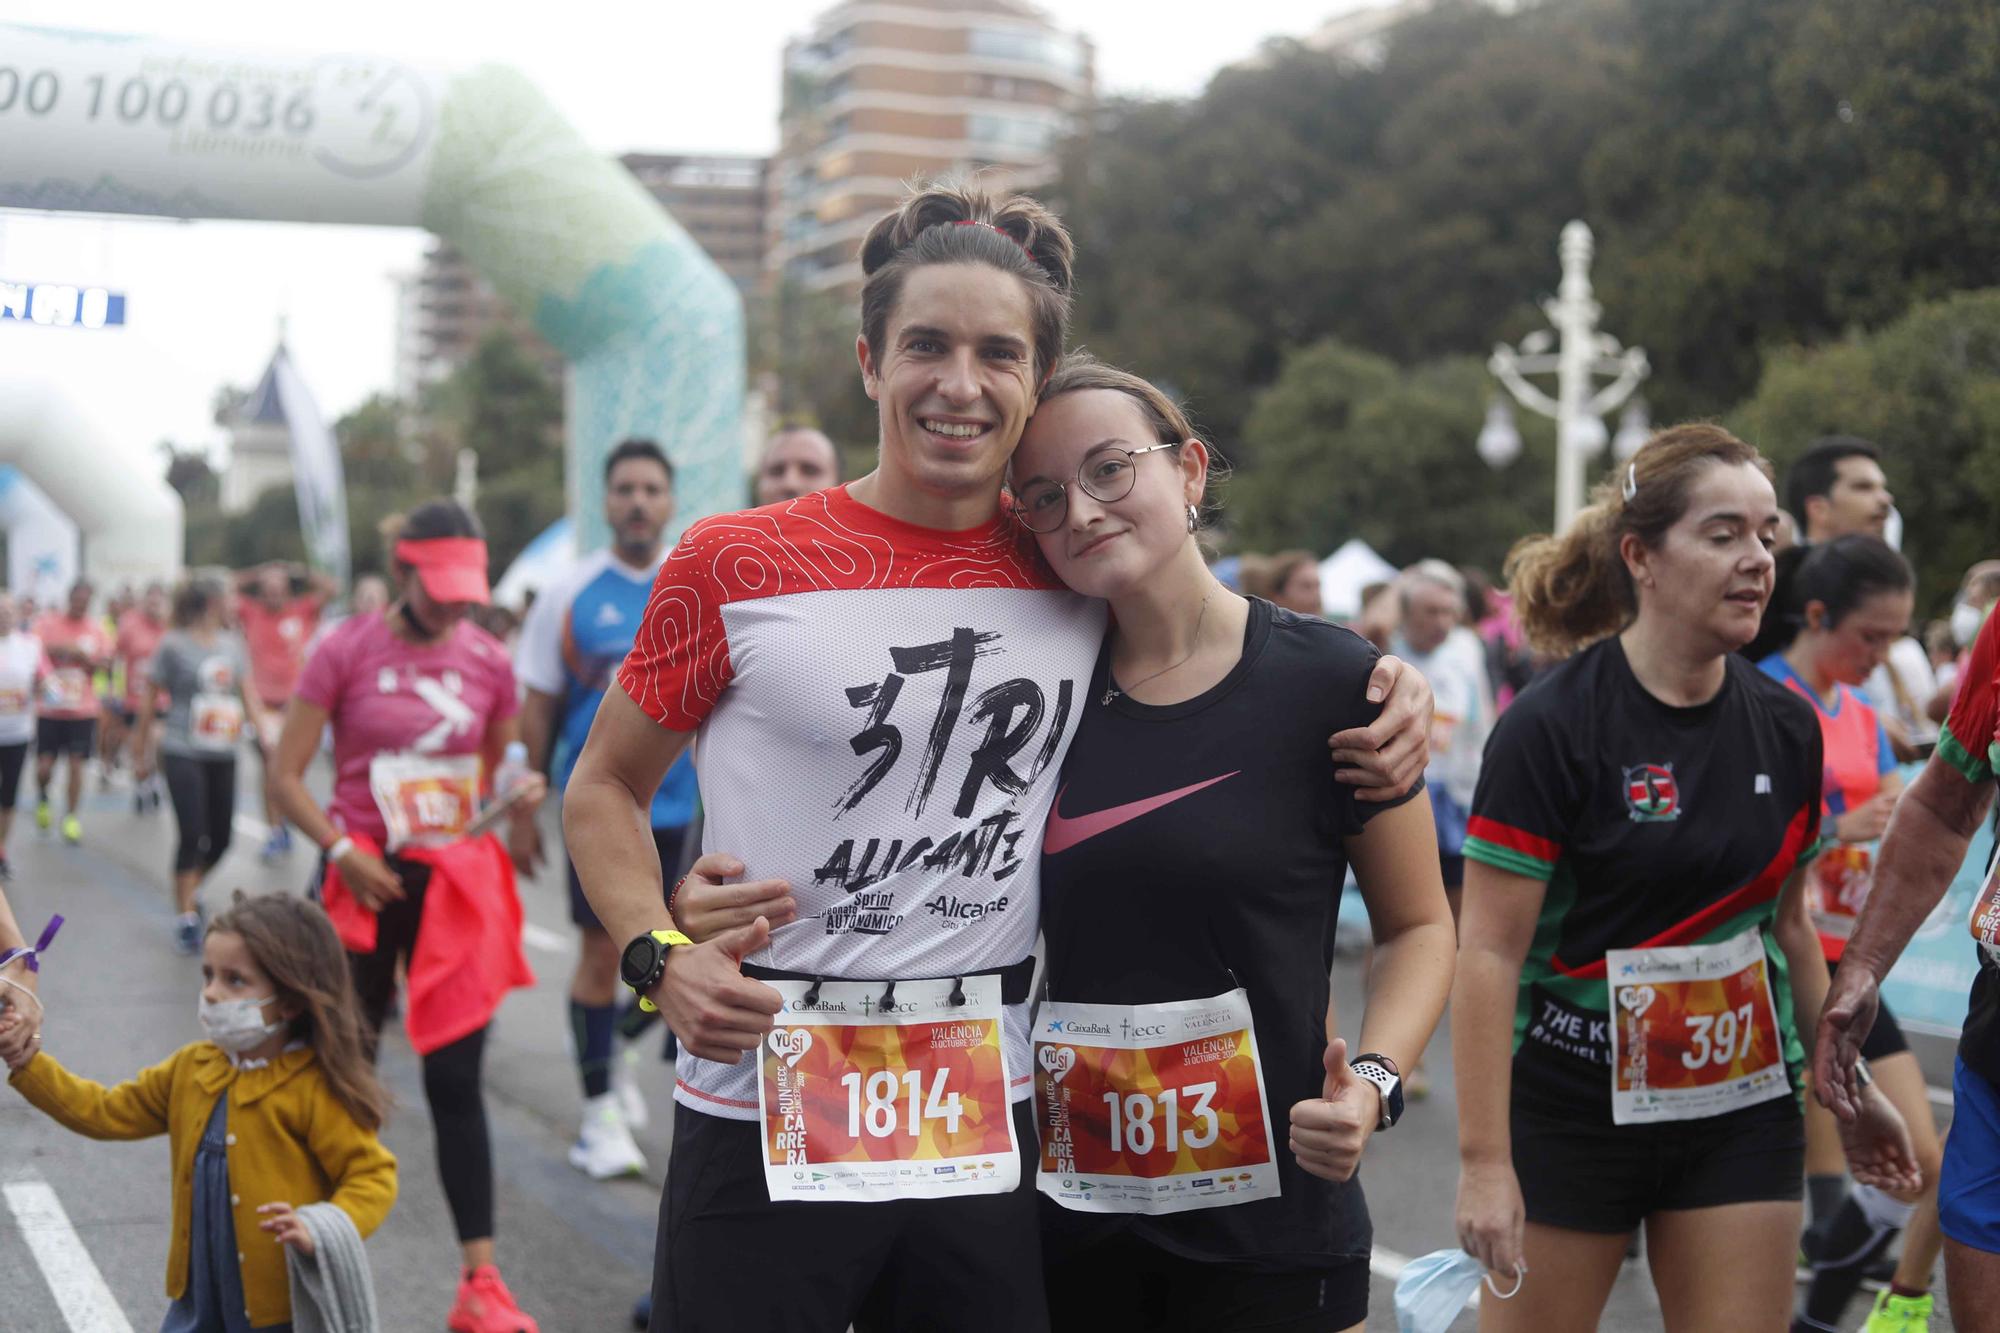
[0,376,184,589]
[0,23,745,555]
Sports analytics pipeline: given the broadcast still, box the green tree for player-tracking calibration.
[418,327,565,573]
[761,280,877,469]
[1730,288,2000,615]
[1230,339,1556,570]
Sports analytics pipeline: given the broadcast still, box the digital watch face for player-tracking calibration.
[621,935,660,989]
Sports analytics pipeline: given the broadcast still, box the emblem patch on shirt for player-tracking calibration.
[1623,763,1681,823]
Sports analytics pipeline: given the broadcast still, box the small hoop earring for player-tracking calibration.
[1186,504,1199,533]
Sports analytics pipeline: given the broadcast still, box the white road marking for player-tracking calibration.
[3,1180,135,1333]
[232,814,271,840]
[522,923,568,953]
[1931,1084,1955,1110]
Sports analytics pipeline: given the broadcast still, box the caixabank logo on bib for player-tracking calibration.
[1623,763,1680,823]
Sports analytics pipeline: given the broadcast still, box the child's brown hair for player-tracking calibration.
[208,893,388,1131]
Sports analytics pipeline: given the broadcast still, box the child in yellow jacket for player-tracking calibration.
[0,892,396,1331]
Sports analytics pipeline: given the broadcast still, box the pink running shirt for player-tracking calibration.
[294,611,519,844]
[118,611,168,709]
[239,595,326,708]
[33,613,110,720]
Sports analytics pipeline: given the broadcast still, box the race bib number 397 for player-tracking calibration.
[1606,929,1791,1125]
[758,975,1018,1203]
[1036,989,1280,1214]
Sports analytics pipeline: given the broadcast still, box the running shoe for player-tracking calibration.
[613,1046,649,1131]
[61,814,81,846]
[630,1292,651,1330]
[569,1091,647,1179]
[34,801,50,833]
[1864,1289,1934,1331]
[260,826,291,865]
[447,1264,540,1333]
[173,912,201,955]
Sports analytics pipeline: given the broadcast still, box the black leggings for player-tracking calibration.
[0,741,27,810]
[344,856,495,1243]
[161,753,236,875]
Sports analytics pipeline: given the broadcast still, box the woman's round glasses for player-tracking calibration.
[1013,442,1178,533]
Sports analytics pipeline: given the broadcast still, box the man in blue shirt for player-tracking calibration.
[517,439,696,1179]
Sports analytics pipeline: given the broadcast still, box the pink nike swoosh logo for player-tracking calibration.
[1043,772,1240,855]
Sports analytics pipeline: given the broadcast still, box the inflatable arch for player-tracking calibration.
[0,378,183,590]
[0,23,745,559]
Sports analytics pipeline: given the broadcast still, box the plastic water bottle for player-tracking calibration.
[493,741,533,801]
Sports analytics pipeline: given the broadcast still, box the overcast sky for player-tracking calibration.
[0,2,1391,468]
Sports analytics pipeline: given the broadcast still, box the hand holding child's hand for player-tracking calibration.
[256,1202,315,1256]
[0,1010,39,1071]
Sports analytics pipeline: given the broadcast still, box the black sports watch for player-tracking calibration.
[620,929,694,1013]
[1349,1052,1404,1130]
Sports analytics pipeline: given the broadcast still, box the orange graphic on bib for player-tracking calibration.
[761,1016,1014,1167]
[1614,962,1782,1096]
[1039,1030,1271,1179]
[388,777,475,839]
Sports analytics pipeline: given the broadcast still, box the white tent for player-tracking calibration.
[1318,538,1398,620]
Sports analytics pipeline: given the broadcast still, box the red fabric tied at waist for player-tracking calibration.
[323,831,535,1055]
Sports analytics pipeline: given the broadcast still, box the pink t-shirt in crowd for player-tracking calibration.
[117,611,168,708]
[239,594,326,707]
[294,611,519,844]
[33,613,110,720]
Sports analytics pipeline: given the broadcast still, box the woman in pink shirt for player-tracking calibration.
[271,499,547,1333]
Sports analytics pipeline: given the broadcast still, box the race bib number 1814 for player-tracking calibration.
[758,975,1018,1203]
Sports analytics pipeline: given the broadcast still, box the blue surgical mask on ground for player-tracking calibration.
[1393,1248,1525,1333]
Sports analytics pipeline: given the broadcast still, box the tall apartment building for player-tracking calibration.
[768,0,1094,294]
[400,152,769,394]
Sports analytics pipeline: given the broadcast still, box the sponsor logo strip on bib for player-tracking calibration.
[758,975,1018,1203]
[1035,988,1280,1214]
[1606,929,1790,1125]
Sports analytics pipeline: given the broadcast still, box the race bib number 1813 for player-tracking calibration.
[758,975,1018,1203]
[1035,989,1280,1214]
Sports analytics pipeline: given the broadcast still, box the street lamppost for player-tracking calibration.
[1481,220,1650,532]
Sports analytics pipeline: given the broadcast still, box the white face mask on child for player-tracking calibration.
[197,994,286,1054]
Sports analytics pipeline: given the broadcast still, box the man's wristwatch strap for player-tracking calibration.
[633,929,693,1013]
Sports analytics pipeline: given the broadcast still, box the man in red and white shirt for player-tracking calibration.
[32,581,111,844]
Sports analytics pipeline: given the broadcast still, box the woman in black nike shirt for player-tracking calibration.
[1451,427,1921,1331]
[1012,355,1456,1333]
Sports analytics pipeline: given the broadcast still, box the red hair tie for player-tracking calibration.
[953,219,1033,260]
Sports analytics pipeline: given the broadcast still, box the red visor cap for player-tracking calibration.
[396,538,491,606]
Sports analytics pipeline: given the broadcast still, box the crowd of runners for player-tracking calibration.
[0,180,1997,1333]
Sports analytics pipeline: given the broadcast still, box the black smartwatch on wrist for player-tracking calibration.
[1349,1052,1404,1130]
[620,929,694,1013]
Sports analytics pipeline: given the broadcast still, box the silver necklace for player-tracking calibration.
[1102,591,1212,705]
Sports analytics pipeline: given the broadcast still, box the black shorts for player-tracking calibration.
[652,1100,1046,1333]
[567,825,687,931]
[1824,957,1910,1059]
[1042,1222,1368,1333]
[36,717,96,759]
[1512,1091,1804,1233]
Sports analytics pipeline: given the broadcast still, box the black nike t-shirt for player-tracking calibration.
[1463,636,1824,1122]
[1038,596,1417,1272]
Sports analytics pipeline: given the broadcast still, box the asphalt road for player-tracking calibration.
[0,763,1962,1332]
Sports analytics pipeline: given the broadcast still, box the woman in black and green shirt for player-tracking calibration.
[1452,425,1920,1331]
